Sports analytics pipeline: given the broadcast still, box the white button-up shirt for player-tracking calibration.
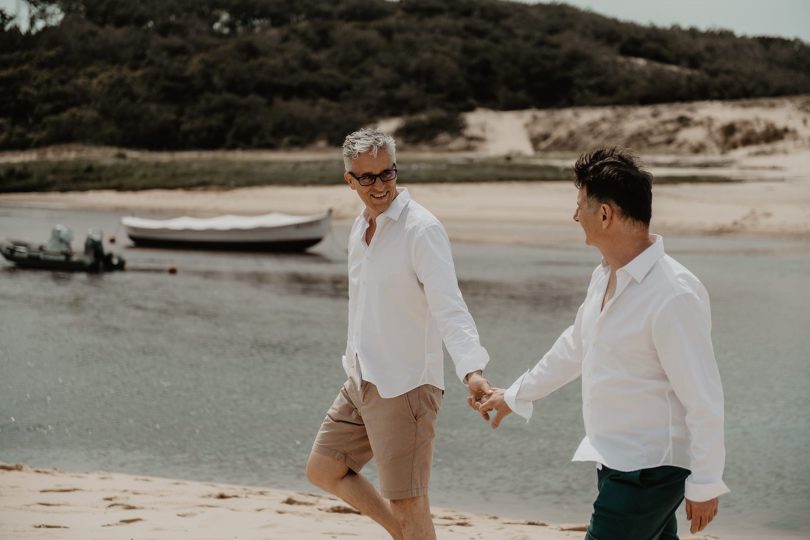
[342,188,489,398]
[504,235,728,502]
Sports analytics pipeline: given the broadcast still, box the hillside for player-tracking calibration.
[2,0,809,151]
[377,95,810,156]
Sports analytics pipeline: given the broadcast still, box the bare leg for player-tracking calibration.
[306,451,402,539]
[390,495,436,540]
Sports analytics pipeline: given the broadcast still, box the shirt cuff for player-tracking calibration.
[685,478,730,502]
[455,347,490,384]
[504,375,533,421]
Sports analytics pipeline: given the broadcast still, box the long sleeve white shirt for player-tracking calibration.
[504,235,728,502]
[342,188,489,398]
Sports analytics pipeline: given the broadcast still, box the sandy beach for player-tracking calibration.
[2,169,809,244]
[2,463,728,540]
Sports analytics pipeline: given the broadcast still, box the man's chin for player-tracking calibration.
[369,195,392,210]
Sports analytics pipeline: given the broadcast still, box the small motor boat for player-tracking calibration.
[1,225,125,272]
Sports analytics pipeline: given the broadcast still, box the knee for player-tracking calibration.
[390,495,427,523]
[305,453,329,489]
[305,452,344,490]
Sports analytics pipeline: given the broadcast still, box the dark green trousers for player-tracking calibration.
[585,465,691,540]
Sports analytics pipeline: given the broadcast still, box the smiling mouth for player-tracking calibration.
[370,191,389,200]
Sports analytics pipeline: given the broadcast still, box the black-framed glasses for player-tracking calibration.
[348,166,398,187]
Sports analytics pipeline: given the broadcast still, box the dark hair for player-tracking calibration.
[573,147,653,226]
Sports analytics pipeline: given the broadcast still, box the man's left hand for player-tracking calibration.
[685,497,719,533]
[475,388,512,428]
[465,371,493,419]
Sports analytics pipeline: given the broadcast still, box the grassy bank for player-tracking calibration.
[0,156,563,192]
[0,156,737,193]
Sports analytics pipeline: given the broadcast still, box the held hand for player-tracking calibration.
[465,371,493,420]
[685,497,718,533]
[475,388,512,428]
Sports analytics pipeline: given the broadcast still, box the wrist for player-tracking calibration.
[465,370,483,383]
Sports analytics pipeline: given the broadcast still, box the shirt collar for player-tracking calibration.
[621,234,665,283]
[362,187,410,222]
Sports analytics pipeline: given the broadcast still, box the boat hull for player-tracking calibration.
[123,211,331,252]
[4,256,91,271]
[126,236,323,252]
[1,244,125,272]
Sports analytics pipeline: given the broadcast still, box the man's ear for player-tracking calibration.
[600,203,613,229]
[344,171,356,190]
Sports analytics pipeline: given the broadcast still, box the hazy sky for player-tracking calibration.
[1,0,809,42]
[526,0,810,42]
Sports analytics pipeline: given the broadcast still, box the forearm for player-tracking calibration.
[503,325,583,420]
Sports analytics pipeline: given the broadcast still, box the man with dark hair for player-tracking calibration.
[475,147,728,539]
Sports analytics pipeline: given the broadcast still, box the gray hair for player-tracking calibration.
[342,128,397,171]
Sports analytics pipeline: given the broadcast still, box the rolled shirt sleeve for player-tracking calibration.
[653,291,729,501]
[412,223,489,382]
[504,302,586,420]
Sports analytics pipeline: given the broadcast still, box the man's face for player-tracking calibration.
[344,150,397,217]
[573,187,601,245]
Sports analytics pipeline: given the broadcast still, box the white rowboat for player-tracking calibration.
[121,210,331,252]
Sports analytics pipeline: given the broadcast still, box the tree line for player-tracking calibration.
[2,0,809,150]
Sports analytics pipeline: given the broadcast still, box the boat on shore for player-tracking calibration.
[121,210,332,252]
[1,225,125,272]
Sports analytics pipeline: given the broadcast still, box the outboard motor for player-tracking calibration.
[84,230,106,271]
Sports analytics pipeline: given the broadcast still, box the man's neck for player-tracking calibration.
[599,232,654,273]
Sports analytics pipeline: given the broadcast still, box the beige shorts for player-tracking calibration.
[311,378,443,500]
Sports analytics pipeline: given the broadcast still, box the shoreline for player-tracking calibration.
[1,178,809,242]
[0,462,723,540]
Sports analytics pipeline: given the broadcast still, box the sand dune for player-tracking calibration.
[381,95,810,157]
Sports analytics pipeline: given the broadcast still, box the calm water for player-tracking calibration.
[1,205,809,539]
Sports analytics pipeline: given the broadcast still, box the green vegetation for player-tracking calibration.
[0,156,737,193]
[2,0,809,154]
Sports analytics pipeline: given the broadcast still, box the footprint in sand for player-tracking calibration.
[435,514,467,521]
[503,520,548,526]
[205,492,241,499]
[106,503,142,510]
[31,502,68,507]
[40,488,81,493]
[102,518,144,527]
[281,496,315,506]
[33,524,68,529]
[437,521,472,527]
[176,512,198,518]
[322,505,361,515]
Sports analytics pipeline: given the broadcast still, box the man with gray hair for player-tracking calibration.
[306,128,492,539]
